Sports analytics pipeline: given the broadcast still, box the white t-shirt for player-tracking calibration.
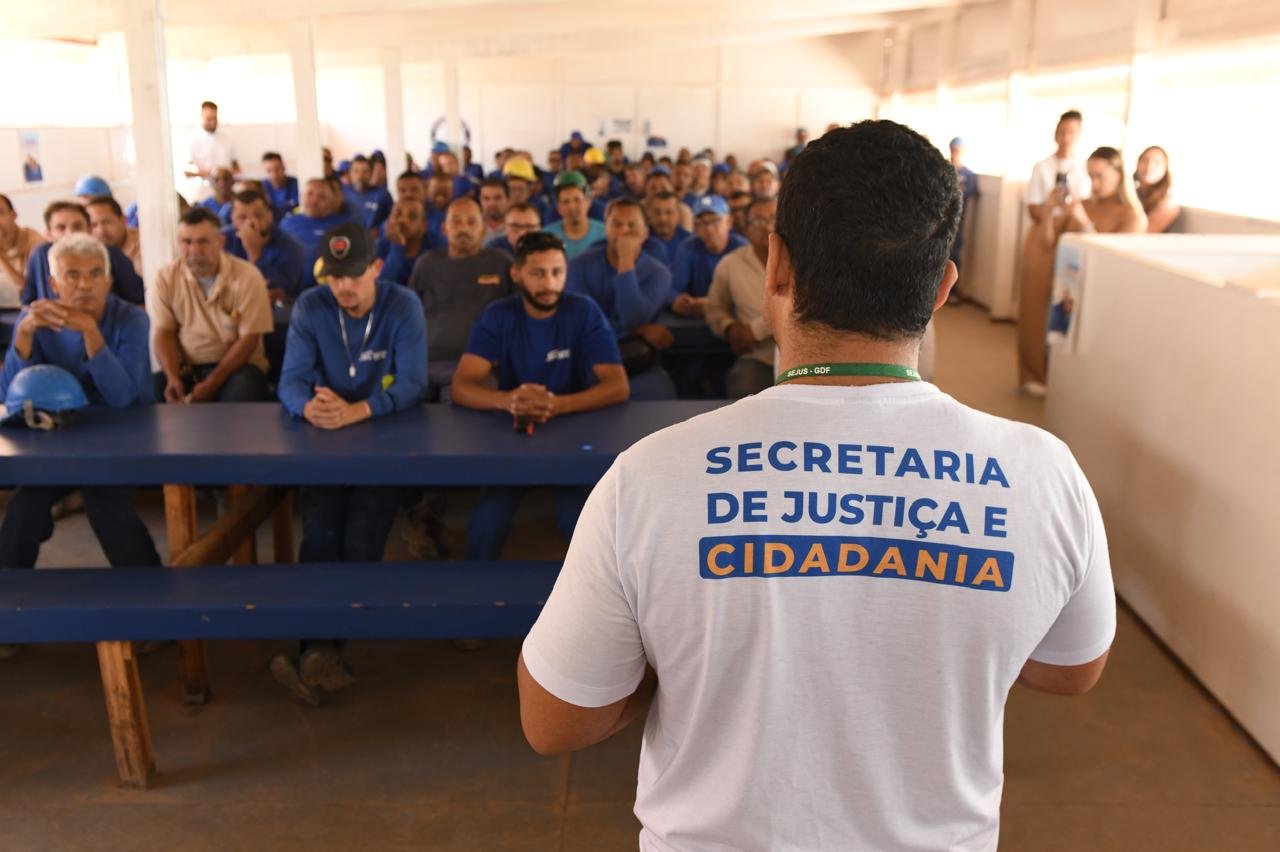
[524,381,1114,852]
[1025,154,1091,206]
[189,128,237,174]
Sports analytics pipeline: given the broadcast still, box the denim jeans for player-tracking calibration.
[152,363,269,403]
[0,485,161,568]
[466,486,588,560]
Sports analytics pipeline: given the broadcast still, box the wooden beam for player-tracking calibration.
[96,640,156,788]
[288,18,326,182]
[171,486,286,568]
[121,0,179,288]
[227,485,258,565]
[273,490,296,565]
[162,484,211,705]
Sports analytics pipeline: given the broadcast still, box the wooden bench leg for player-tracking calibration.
[97,640,156,789]
[163,484,211,705]
[272,490,295,564]
[227,485,258,565]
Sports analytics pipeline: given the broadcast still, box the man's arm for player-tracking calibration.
[450,353,509,411]
[365,300,428,416]
[277,307,319,417]
[1018,650,1109,696]
[82,308,151,407]
[189,333,261,401]
[704,262,735,337]
[613,261,671,330]
[152,328,186,403]
[550,363,628,416]
[517,655,657,756]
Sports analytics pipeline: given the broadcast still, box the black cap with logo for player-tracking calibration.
[318,221,375,279]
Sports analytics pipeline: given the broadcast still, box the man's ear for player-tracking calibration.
[932,260,958,314]
[764,232,792,300]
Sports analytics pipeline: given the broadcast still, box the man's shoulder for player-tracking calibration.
[152,256,184,290]
[105,294,149,330]
[726,232,749,250]
[477,247,513,267]
[292,283,333,317]
[223,253,267,288]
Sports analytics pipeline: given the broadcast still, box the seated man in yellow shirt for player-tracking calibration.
[147,207,274,402]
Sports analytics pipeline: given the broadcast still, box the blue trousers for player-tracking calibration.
[298,486,404,563]
[0,486,161,568]
[466,486,588,560]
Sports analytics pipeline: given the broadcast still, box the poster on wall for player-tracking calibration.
[19,131,43,184]
[1047,243,1085,354]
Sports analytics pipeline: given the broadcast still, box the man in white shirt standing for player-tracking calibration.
[1024,110,1090,222]
[185,100,240,182]
[518,119,1115,852]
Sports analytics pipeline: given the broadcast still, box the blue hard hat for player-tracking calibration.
[74,174,112,198]
[4,364,88,429]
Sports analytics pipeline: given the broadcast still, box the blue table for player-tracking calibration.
[0,401,721,486]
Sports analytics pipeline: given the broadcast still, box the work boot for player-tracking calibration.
[0,644,20,659]
[300,644,356,692]
[270,654,320,706]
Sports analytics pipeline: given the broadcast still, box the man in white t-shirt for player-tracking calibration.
[518,119,1115,852]
[1024,109,1090,221]
[185,100,240,181]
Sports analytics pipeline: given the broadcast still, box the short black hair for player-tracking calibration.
[746,195,777,218]
[262,151,283,163]
[369,151,386,165]
[44,201,88,228]
[85,195,124,218]
[1060,110,1083,124]
[201,100,218,111]
[606,139,622,150]
[604,197,643,220]
[396,170,422,183]
[480,177,508,196]
[0,194,11,214]
[513,231,566,265]
[775,120,961,340]
[180,207,222,229]
[728,190,753,204]
[350,155,370,166]
[649,191,678,204]
[233,189,270,208]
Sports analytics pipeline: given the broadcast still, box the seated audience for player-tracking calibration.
[86,195,143,277]
[644,192,691,268]
[343,154,394,231]
[376,199,444,286]
[408,197,514,395]
[1135,146,1181,233]
[705,197,777,398]
[545,172,605,259]
[262,151,300,219]
[24,201,144,306]
[200,167,236,221]
[451,231,628,560]
[425,173,455,235]
[149,208,273,403]
[643,166,695,231]
[0,233,159,571]
[749,161,780,198]
[669,195,747,317]
[0,194,46,305]
[727,190,754,236]
[279,178,357,293]
[369,150,388,188]
[223,189,305,302]
[395,171,426,206]
[478,178,509,242]
[273,222,427,706]
[485,203,541,256]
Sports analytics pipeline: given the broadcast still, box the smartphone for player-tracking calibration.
[1055,172,1069,189]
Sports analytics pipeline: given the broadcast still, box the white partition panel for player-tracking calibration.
[1045,234,1280,762]
[719,87,798,164]
[637,87,715,156]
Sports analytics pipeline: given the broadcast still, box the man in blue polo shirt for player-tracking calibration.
[452,231,628,560]
[223,189,305,302]
[343,155,393,231]
[375,199,444,286]
[545,172,604,259]
[484,202,541,257]
[279,178,359,293]
[272,222,428,705]
[668,195,746,318]
[0,233,159,573]
[644,192,691,268]
[24,201,144,306]
[261,151,299,220]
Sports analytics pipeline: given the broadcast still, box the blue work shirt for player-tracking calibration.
[565,245,672,336]
[278,278,428,419]
[375,233,446,287]
[649,226,692,268]
[1,294,152,408]
[545,219,606,260]
[343,185,394,230]
[278,208,363,292]
[264,176,301,220]
[465,292,621,394]
[23,243,145,307]
[669,232,748,304]
[484,234,517,256]
[222,224,307,299]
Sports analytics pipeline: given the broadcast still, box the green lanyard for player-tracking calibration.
[775,362,921,385]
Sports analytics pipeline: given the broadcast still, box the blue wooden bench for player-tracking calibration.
[0,561,562,787]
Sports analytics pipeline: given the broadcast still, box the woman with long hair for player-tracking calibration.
[1017,146,1146,395]
[1134,145,1181,233]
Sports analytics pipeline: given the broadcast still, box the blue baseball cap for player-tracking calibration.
[570,130,584,143]
[649,164,672,178]
[431,141,450,154]
[335,159,351,175]
[712,163,731,176]
[692,195,729,218]
[949,137,964,148]
[74,175,111,198]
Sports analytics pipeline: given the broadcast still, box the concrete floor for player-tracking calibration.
[1,302,1277,850]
